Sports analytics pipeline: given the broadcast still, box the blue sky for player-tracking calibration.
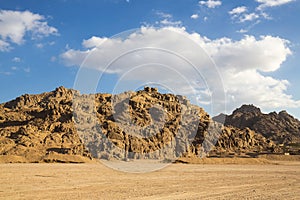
[0,0,299,118]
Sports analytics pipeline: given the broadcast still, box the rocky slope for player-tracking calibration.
[0,87,282,163]
[214,104,300,154]
[0,87,92,163]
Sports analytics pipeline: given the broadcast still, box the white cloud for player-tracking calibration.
[0,39,10,51]
[237,29,248,33]
[261,12,272,20]
[35,43,44,48]
[229,7,256,24]
[82,36,108,48]
[154,11,182,27]
[239,13,259,22]
[156,11,172,19]
[0,10,58,51]
[229,6,247,16]
[199,0,222,8]
[206,35,291,72]
[159,19,182,26]
[61,26,298,115]
[223,70,297,110]
[229,5,273,25]
[191,14,199,19]
[49,41,55,46]
[256,0,294,10]
[12,57,21,62]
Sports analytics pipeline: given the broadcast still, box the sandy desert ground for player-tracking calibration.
[1,161,300,200]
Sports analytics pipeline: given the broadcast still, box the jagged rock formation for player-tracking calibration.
[73,87,212,160]
[215,104,300,144]
[210,126,278,157]
[0,87,92,163]
[0,87,289,163]
[214,104,300,155]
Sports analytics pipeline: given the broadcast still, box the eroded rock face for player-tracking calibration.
[73,87,212,160]
[218,104,300,145]
[210,126,279,157]
[0,87,288,163]
[0,87,91,163]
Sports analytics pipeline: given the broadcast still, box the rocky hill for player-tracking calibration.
[0,87,92,163]
[0,87,286,163]
[214,104,300,154]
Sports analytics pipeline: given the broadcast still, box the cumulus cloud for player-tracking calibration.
[0,10,58,51]
[0,39,10,51]
[35,43,44,48]
[206,35,291,72]
[82,36,108,48]
[229,3,277,25]
[237,29,248,33]
[61,26,298,115]
[159,19,182,26]
[239,13,260,22]
[154,11,182,27]
[223,70,296,109]
[191,14,199,19]
[199,0,222,8]
[256,0,295,10]
[261,12,272,20]
[229,6,247,16]
[229,6,258,23]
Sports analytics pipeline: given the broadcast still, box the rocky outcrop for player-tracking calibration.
[216,104,300,144]
[0,87,92,163]
[210,126,278,157]
[73,87,212,160]
[213,104,300,155]
[1,86,212,162]
[0,87,289,163]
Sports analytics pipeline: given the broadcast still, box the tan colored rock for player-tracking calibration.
[0,87,292,163]
[214,104,300,154]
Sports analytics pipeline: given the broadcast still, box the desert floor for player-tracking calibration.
[1,161,300,200]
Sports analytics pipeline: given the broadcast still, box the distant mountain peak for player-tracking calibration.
[232,104,261,115]
[223,104,300,145]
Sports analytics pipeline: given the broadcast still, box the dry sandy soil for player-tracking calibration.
[1,161,300,200]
